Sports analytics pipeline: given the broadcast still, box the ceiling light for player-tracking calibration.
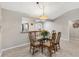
[39,16,48,20]
[36,2,48,20]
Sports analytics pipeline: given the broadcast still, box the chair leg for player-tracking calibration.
[53,47,56,53]
[32,47,35,55]
[41,46,44,53]
[58,43,60,49]
[30,46,31,52]
[52,46,56,53]
[48,47,52,57]
[54,45,57,52]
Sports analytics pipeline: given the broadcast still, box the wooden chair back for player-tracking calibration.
[55,32,61,44]
[51,32,56,42]
[49,32,56,46]
[28,31,36,45]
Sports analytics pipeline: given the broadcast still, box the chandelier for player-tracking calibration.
[36,2,48,20]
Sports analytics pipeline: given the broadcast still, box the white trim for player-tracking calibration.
[1,43,29,53]
[0,53,1,57]
[61,37,68,40]
[68,21,70,40]
[0,50,3,57]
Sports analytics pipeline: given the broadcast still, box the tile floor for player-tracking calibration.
[2,40,79,57]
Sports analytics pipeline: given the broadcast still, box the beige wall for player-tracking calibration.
[2,9,29,49]
[0,6,2,56]
[1,8,54,49]
[69,21,79,40]
[54,18,69,40]
[54,8,79,40]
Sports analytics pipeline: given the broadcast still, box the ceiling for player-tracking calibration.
[1,2,79,20]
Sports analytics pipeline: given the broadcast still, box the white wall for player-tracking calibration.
[54,8,79,40]
[0,6,2,56]
[2,9,29,49]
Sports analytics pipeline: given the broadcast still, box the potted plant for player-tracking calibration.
[40,30,49,39]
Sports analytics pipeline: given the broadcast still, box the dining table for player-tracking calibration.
[37,38,50,53]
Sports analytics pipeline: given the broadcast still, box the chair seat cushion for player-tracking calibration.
[43,41,51,47]
[32,41,40,47]
[35,41,40,45]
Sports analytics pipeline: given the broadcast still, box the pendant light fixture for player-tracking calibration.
[36,2,48,20]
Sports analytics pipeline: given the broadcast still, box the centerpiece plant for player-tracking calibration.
[40,30,49,39]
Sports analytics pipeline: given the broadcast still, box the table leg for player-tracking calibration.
[41,45,43,53]
[40,42,43,53]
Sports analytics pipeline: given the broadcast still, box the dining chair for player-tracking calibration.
[55,32,61,50]
[28,31,40,55]
[42,32,57,56]
[46,32,61,56]
[49,32,57,56]
[45,41,56,56]
[51,32,57,42]
[50,32,61,52]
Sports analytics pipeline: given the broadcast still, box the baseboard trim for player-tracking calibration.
[2,43,29,53]
[0,53,1,57]
[0,50,3,57]
[61,37,69,41]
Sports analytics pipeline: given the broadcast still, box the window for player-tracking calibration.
[21,17,29,32]
[22,23,29,32]
[35,22,43,30]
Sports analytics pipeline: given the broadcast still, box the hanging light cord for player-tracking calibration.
[36,2,45,16]
[43,3,45,16]
[36,2,42,9]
